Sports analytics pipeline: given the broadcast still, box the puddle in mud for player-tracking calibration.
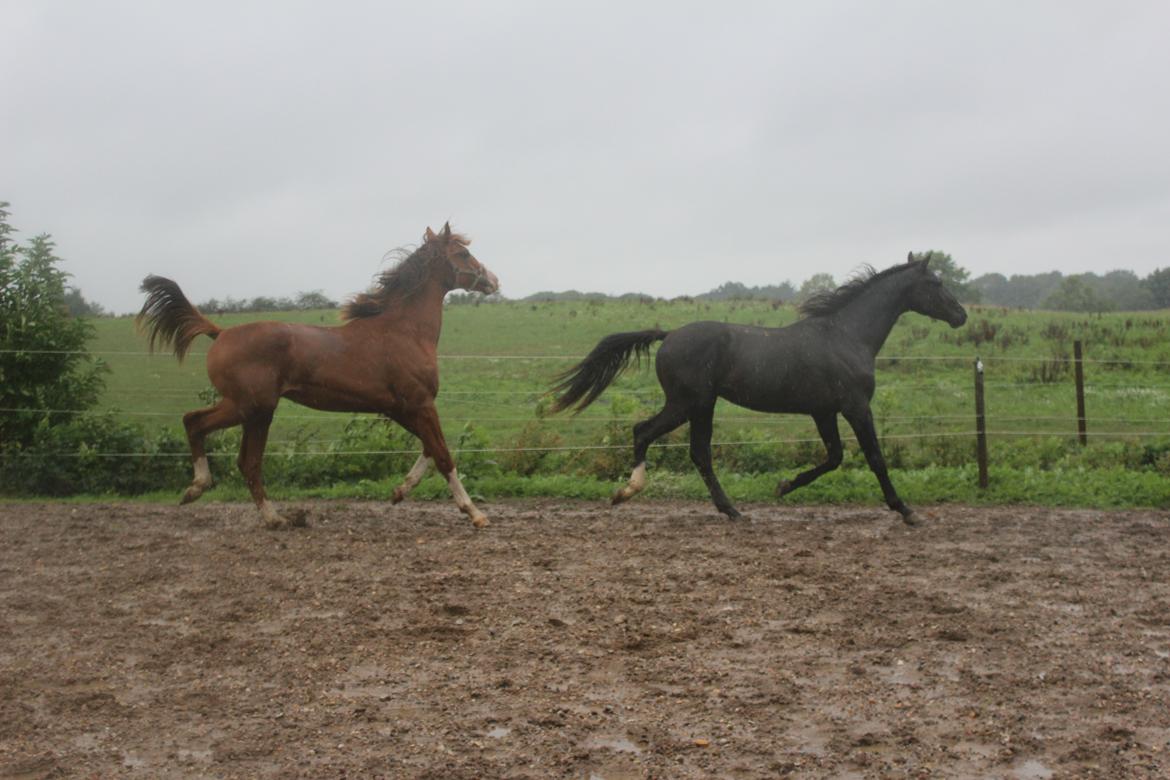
[1011,759,1054,779]
[583,735,643,754]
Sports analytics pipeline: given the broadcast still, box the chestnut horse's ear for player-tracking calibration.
[441,222,452,239]
[424,226,436,242]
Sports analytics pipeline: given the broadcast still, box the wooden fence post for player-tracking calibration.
[1074,340,1087,445]
[975,356,989,489]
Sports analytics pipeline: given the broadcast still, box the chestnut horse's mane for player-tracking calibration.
[342,232,471,320]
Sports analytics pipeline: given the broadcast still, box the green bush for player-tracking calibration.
[0,415,187,496]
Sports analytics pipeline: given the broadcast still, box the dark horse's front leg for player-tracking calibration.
[777,412,843,497]
[843,406,918,525]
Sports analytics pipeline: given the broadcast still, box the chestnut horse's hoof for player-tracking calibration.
[390,488,406,505]
[180,485,205,505]
[471,514,490,529]
[612,486,637,506]
[259,502,291,530]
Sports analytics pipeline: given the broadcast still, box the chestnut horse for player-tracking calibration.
[137,223,499,529]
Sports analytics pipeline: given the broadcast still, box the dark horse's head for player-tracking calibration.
[904,253,967,327]
[426,222,500,296]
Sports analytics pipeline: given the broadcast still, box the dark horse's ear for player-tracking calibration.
[425,226,437,242]
[909,251,929,267]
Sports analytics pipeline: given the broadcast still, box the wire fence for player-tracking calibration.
[3,340,1169,466]
[4,347,1170,367]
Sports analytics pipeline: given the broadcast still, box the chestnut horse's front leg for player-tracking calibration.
[392,454,432,503]
[401,404,488,528]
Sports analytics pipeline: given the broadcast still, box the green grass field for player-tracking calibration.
[52,299,1168,508]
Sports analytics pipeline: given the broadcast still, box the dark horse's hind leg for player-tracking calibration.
[612,401,688,505]
[777,412,844,497]
[844,406,917,525]
[689,404,741,519]
[180,399,241,504]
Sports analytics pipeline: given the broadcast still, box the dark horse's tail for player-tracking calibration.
[549,329,669,413]
[136,275,222,363]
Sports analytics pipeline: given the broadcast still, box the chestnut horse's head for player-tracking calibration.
[424,223,499,296]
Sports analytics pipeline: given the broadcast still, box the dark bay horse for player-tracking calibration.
[137,223,500,529]
[550,255,967,524]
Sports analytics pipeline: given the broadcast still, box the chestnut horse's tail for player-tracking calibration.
[136,275,221,362]
[549,329,669,414]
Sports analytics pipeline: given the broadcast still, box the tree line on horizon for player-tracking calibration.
[2,202,1167,316]
[515,252,1170,313]
[64,257,1170,316]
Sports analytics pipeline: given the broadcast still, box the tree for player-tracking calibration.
[0,203,107,446]
[1094,270,1153,311]
[700,281,796,302]
[1144,268,1170,309]
[798,273,836,302]
[295,290,337,310]
[910,250,981,303]
[64,286,107,317]
[1043,275,1114,313]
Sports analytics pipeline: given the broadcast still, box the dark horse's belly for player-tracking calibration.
[656,320,866,416]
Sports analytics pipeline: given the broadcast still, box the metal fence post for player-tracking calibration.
[975,356,989,489]
[1073,340,1087,445]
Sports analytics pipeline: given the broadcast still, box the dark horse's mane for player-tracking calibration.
[342,232,471,320]
[798,260,918,319]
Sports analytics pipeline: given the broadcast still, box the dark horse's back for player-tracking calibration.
[655,320,870,416]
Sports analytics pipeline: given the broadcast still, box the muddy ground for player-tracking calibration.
[1,499,1168,779]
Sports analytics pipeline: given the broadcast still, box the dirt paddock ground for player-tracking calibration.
[1,499,1168,779]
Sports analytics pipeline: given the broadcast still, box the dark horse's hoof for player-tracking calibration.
[722,507,743,521]
[901,511,921,526]
[776,479,793,497]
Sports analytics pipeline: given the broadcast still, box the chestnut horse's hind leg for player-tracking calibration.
[237,409,289,529]
[405,405,488,528]
[180,399,242,504]
[391,454,432,504]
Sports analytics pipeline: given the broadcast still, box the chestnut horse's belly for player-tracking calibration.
[282,385,390,414]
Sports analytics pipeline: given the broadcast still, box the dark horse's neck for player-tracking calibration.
[830,273,912,359]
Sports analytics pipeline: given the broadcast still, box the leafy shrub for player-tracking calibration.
[0,415,187,495]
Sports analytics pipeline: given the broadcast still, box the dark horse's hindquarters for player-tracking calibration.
[551,255,968,523]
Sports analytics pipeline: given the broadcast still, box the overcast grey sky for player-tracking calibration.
[3,1,1168,313]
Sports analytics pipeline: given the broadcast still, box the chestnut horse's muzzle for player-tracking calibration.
[475,269,500,295]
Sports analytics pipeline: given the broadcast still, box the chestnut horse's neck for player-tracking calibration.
[366,274,450,344]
